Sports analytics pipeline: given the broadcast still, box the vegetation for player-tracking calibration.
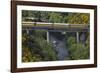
[66,13,90,24]
[22,10,65,23]
[22,30,57,62]
[66,36,89,60]
[22,10,89,24]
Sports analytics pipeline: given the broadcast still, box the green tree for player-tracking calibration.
[67,36,90,60]
[22,30,57,62]
[49,12,63,23]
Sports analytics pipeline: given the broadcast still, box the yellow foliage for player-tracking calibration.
[67,13,90,25]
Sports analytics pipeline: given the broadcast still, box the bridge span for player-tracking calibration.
[22,22,89,43]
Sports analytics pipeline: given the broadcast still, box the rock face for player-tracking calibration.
[49,32,69,60]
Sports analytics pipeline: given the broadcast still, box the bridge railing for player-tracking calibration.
[22,22,89,29]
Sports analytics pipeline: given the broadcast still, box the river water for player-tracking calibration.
[49,32,69,60]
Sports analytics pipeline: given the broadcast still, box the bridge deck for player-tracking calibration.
[22,22,89,32]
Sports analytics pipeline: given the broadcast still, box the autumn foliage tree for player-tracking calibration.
[66,13,90,24]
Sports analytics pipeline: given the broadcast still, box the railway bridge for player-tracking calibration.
[22,22,89,43]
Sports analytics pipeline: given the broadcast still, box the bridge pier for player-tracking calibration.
[47,31,49,42]
[76,32,79,43]
[26,29,30,34]
[80,32,86,44]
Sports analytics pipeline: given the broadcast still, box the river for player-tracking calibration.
[49,32,69,60]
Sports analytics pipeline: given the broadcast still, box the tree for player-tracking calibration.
[49,12,63,23]
[66,36,90,60]
[66,13,90,24]
[22,30,57,62]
